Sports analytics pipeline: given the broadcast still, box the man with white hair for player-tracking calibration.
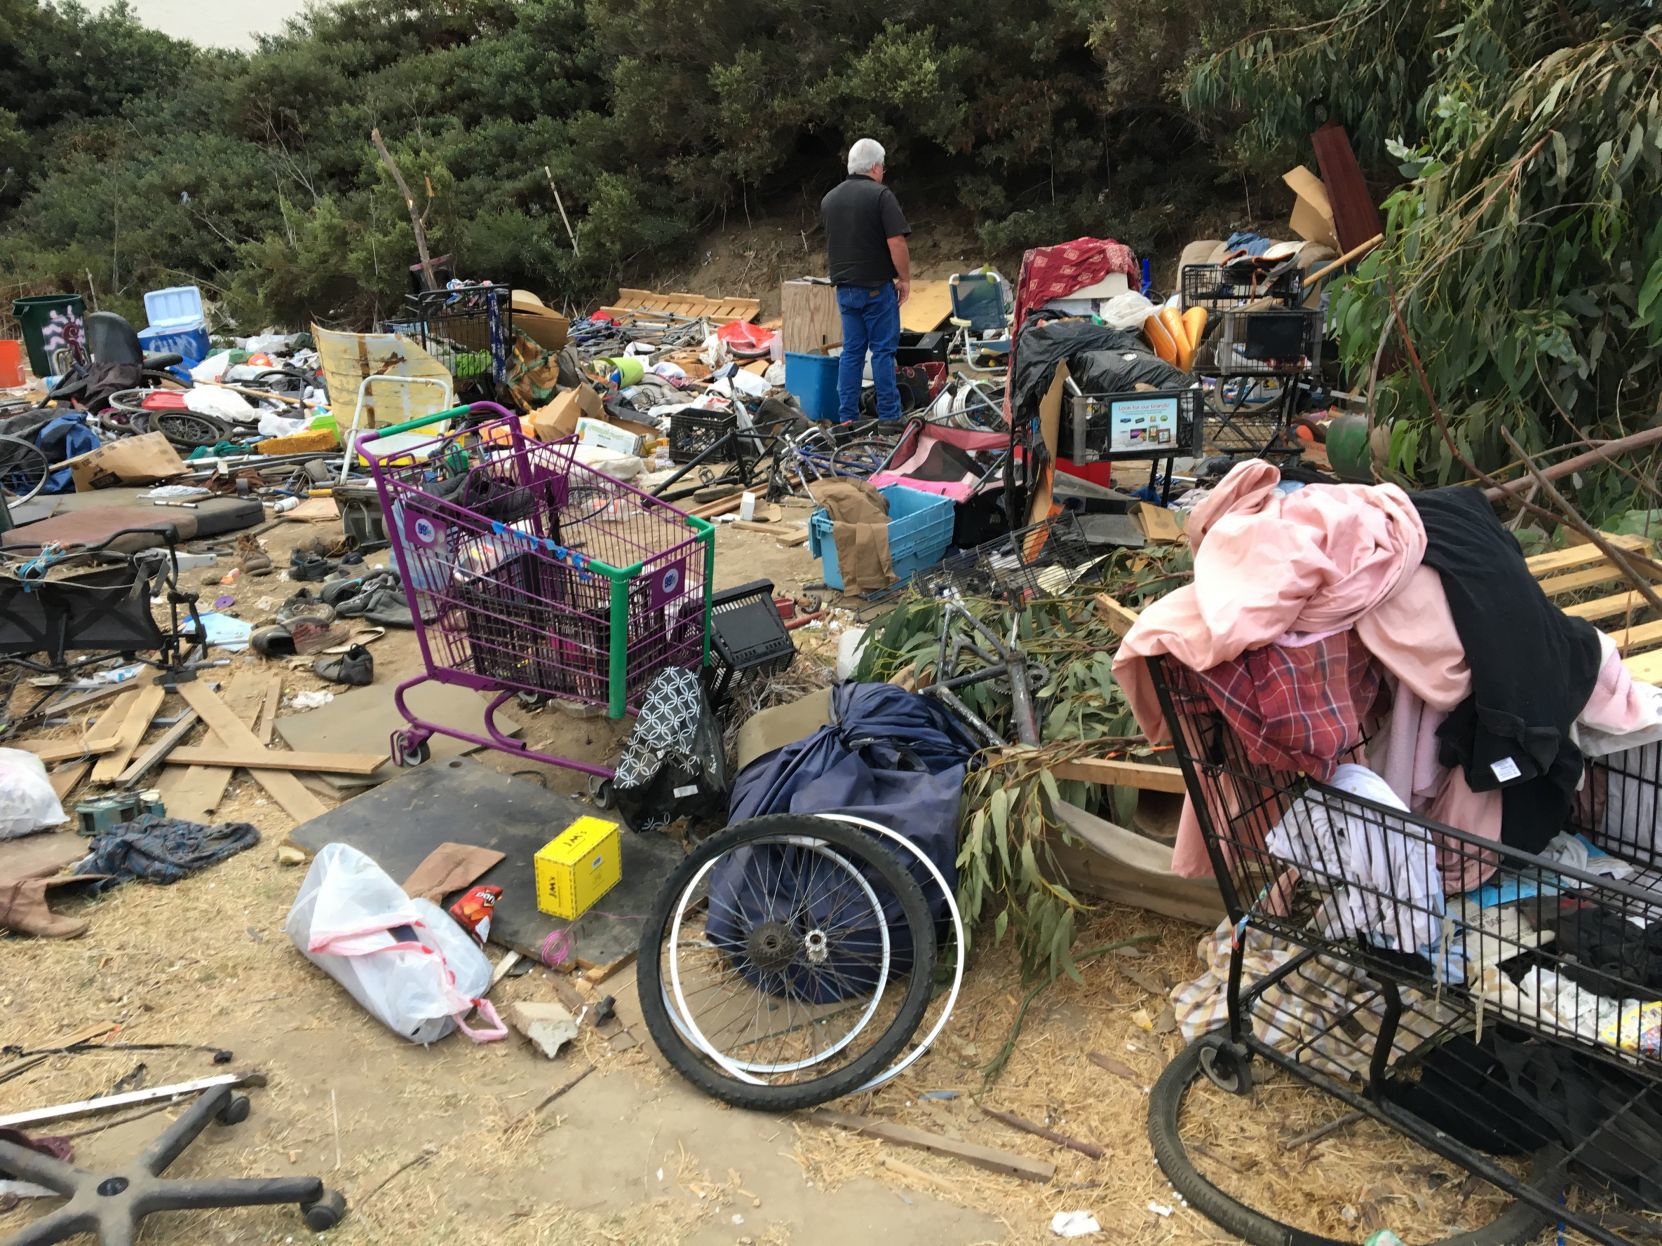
[820,137,911,424]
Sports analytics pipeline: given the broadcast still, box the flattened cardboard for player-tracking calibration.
[528,384,603,441]
[62,434,186,491]
[1283,165,1340,251]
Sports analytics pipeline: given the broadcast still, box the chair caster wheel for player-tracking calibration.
[216,1094,251,1125]
[302,1188,347,1231]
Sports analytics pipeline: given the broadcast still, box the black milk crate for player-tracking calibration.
[1180,262,1303,312]
[1150,651,1662,1243]
[668,409,738,465]
[704,578,794,703]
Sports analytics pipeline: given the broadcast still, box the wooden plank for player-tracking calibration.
[1609,617,1662,655]
[1093,593,1140,637]
[899,280,954,334]
[115,709,200,787]
[804,1109,1055,1183]
[49,761,92,801]
[1626,649,1662,686]
[152,671,271,823]
[10,736,120,764]
[1311,123,1385,254]
[1561,589,1655,624]
[254,674,284,744]
[1045,756,1188,794]
[90,685,167,782]
[781,280,842,355]
[175,681,327,823]
[1525,533,1651,575]
[163,745,387,775]
[1536,563,1662,596]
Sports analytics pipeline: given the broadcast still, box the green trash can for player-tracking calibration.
[11,294,85,378]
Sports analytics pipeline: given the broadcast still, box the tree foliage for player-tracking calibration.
[1188,1,1662,516]
[0,0,1262,331]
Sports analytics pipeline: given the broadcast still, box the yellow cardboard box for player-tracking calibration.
[534,816,621,920]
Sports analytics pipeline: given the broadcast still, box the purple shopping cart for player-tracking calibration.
[359,401,714,779]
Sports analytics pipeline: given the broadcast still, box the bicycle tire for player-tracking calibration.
[151,410,231,450]
[1148,1037,1561,1246]
[0,434,50,504]
[637,814,936,1112]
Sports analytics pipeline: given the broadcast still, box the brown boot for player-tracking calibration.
[237,534,273,577]
[0,876,106,938]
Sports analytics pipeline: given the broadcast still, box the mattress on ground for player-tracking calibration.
[2,497,262,552]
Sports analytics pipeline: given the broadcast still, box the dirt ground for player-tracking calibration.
[2,499,1571,1246]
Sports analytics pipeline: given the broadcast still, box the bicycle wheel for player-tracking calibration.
[0,434,49,504]
[152,410,231,450]
[637,814,936,1111]
[1148,1037,1562,1246]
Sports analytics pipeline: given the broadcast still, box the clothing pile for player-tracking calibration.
[1123,460,1662,1189]
[1114,460,1662,886]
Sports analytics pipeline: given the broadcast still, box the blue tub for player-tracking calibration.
[808,483,956,591]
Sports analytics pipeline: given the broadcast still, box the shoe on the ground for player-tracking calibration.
[322,569,399,609]
[251,623,296,658]
[289,549,336,581]
[313,643,374,686]
[236,535,273,577]
[357,585,416,628]
[277,589,337,625]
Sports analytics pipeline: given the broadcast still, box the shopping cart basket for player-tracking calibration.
[1146,652,1662,1245]
[360,402,714,779]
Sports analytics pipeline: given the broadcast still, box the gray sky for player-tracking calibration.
[87,0,318,49]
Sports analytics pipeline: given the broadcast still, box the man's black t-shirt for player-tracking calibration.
[821,175,911,288]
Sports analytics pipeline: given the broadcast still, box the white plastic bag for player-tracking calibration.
[284,842,506,1045]
[0,749,68,840]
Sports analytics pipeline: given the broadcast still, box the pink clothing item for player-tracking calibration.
[1353,565,1469,712]
[1114,461,1428,742]
[1580,631,1662,738]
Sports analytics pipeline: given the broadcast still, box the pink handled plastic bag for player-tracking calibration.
[284,842,507,1045]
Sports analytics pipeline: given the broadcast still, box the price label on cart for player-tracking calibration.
[650,558,685,610]
[1108,395,1181,453]
[403,509,446,549]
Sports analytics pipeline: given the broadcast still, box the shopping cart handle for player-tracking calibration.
[356,405,476,442]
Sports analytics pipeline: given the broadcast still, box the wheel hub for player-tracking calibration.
[745,920,802,972]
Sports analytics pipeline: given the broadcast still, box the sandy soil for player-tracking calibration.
[2,503,1576,1246]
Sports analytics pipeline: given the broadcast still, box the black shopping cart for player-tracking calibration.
[1147,652,1662,1245]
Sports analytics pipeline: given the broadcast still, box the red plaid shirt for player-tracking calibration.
[1193,629,1381,779]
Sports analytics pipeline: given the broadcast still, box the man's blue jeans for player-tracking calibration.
[836,282,901,423]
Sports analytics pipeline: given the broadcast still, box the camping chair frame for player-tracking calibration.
[948,271,1013,375]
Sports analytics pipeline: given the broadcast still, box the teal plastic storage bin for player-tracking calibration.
[808,483,955,591]
[785,351,839,422]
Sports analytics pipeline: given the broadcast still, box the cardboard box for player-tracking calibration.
[511,289,570,353]
[575,416,651,456]
[1283,165,1340,251]
[61,433,187,492]
[1132,501,1185,545]
[535,816,622,920]
[527,384,604,441]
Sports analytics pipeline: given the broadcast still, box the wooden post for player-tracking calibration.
[371,127,437,292]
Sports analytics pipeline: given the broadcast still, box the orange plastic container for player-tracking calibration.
[0,339,24,387]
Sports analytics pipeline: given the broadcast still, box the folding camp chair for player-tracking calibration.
[948,270,1013,374]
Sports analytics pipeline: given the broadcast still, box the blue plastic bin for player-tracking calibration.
[785,351,839,422]
[143,285,205,330]
[808,483,956,591]
[138,324,210,365]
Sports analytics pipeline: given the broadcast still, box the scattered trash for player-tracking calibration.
[1050,1211,1102,1237]
[508,1001,580,1060]
[289,690,334,711]
[1146,1201,1173,1218]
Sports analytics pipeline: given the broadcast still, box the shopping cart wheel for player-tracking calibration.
[1148,1037,1563,1246]
[391,731,430,767]
[587,775,616,810]
[1198,1038,1252,1096]
[637,813,936,1111]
